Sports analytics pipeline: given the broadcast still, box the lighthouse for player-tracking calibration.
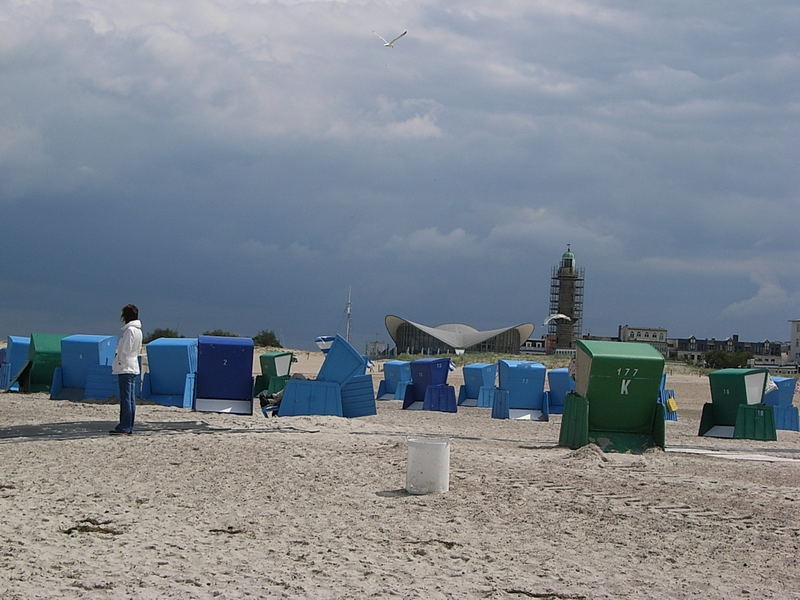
[549,245,585,351]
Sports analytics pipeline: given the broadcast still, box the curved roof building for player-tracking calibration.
[386,315,534,355]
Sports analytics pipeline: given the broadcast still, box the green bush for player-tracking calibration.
[253,329,282,347]
[705,350,753,369]
[143,328,182,344]
[202,329,239,337]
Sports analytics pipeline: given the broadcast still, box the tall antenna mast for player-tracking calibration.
[345,286,352,342]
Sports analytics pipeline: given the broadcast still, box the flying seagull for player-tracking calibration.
[543,313,572,325]
[374,30,407,47]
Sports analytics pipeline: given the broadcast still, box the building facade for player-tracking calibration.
[790,320,800,363]
[668,334,786,365]
[520,337,547,354]
[548,245,584,350]
[618,324,668,355]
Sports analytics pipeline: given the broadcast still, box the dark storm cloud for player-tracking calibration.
[1,1,798,349]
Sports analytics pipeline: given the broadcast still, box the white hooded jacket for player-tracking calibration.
[112,320,143,375]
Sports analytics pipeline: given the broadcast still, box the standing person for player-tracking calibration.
[110,304,143,435]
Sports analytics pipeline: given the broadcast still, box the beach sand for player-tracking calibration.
[1,355,798,599]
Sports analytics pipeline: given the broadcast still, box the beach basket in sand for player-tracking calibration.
[141,337,198,409]
[377,360,412,401]
[546,367,575,415]
[492,360,548,420]
[558,340,666,453]
[51,334,117,401]
[194,336,254,415]
[402,358,456,413]
[0,335,30,391]
[15,333,66,393]
[278,335,375,418]
[763,376,799,431]
[699,368,776,440]
[457,362,496,407]
[253,351,295,397]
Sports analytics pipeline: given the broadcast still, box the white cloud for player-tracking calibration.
[616,65,705,95]
[720,277,795,318]
[482,61,584,96]
[0,124,46,166]
[451,0,643,29]
[383,227,477,259]
[327,97,443,140]
[637,255,800,319]
[638,256,732,276]
[240,239,317,260]
[384,114,442,139]
[486,207,619,251]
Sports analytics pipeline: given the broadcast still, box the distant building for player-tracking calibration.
[365,340,389,358]
[618,325,668,355]
[581,333,618,343]
[520,337,547,354]
[668,334,786,365]
[549,245,584,351]
[790,320,800,363]
[385,316,534,355]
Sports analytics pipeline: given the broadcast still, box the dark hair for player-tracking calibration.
[121,304,139,323]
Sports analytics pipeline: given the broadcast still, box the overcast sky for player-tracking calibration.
[1,1,798,350]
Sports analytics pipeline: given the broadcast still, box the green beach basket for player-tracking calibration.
[253,351,295,396]
[19,333,67,393]
[558,340,666,453]
[699,368,775,440]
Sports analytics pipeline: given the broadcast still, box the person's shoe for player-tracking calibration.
[109,430,132,435]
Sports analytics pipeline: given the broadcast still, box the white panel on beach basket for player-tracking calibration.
[575,347,591,398]
[702,425,735,438]
[744,372,765,405]
[508,409,545,421]
[194,397,253,415]
[274,353,293,377]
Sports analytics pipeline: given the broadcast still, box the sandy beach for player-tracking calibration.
[1,355,798,599]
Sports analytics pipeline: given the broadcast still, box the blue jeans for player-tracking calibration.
[116,373,137,433]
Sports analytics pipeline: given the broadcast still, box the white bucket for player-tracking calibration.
[406,437,450,494]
